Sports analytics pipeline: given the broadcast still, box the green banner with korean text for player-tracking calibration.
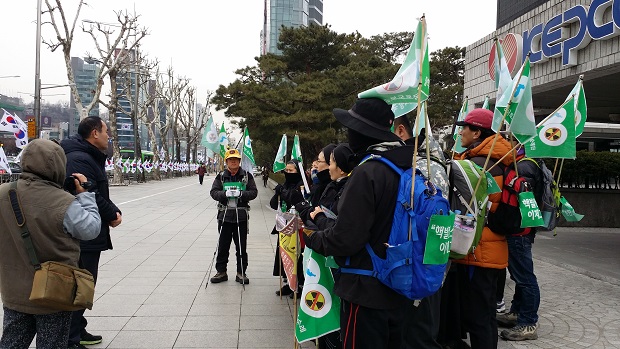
[519,191,544,227]
[423,213,455,265]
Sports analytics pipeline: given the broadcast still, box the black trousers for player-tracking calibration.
[68,251,101,345]
[402,290,443,349]
[1,307,71,349]
[215,221,248,274]
[198,175,204,185]
[340,299,407,349]
[457,265,501,349]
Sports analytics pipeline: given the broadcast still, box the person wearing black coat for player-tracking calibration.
[61,116,122,348]
[270,160,306,296]
[209,149,258,285]
[303,98,412,349]
[307,144,336,206]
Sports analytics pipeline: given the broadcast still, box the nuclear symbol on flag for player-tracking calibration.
[383,77,403,92]
[540,124,567,146]
[300,284,332,318]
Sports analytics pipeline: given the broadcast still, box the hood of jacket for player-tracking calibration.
[20,139,67,186]
[366,142,416,169]
[61,135,107,165]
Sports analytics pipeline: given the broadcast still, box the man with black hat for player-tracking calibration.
[210,149,258,285]
[303,98,413,349]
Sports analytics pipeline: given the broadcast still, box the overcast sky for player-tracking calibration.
[0,0,496,130]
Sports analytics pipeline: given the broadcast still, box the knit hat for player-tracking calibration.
[332,143,356,174]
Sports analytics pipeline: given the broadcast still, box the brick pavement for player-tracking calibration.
[0,175,618,348]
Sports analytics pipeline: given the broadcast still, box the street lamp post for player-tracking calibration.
[34,0,42,139]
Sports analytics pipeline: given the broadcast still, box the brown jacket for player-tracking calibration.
[0,140,78,314]
[453,136,515,269]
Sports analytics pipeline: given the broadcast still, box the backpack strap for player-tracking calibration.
[8,182,42,270]
[360,154,405,176]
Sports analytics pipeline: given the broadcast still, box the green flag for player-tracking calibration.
[291,134,302,162]
[273,134,287,173]
[525,98,576,159]
[201,117,220,155]
[296,248,340,343]
[452,98,468,153]
[560,196,584,222]
[519,191,545,227]
[218,123,229,159]
[360,17,429,106]
[485,171,501,194]
[413,102,427,137]
[240,127,256,171]
[482,96,491,110]
[423,213,455,265]
[493,57,536,144]
[565,77,587,137]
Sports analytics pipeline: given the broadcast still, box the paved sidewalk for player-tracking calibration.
[1,175,618,348]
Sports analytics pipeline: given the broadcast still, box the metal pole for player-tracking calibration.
[34,0,42,139]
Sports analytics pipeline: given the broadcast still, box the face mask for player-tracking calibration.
[284,172,302,185]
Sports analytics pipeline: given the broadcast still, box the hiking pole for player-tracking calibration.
[206,204,229,289]
[234,204,246,291]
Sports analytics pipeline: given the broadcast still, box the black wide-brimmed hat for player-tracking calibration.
[333,98,401,142]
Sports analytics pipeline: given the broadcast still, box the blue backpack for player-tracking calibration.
[340,155,451,300]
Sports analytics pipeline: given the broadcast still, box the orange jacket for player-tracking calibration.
[453,136,515,269]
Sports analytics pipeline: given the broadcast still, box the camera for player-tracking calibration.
[63,175,93,194]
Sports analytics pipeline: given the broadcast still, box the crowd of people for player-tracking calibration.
[0,99,546,349]
[206,98,544,349]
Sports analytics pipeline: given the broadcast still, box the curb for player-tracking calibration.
[535,255,620,287]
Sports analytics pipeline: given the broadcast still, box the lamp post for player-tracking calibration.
[34,0,42,139]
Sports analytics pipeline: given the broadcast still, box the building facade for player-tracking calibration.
[464,0,620,151]
[263,0,322,55]
[69,57,99,137]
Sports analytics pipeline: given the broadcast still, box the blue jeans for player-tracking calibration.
[506,235,540,325]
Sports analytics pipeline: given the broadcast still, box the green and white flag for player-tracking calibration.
[201,117,220,155]
[296,248,340,344]
[362,17,429,107]
[240,127,256,171]
[482,96,491,110]
[218,123,229,159]
[493,57,536,144]
[560,196,584,222]
[273,134,287,173]
[525,97,576,159]
[291,134,310,194]
[493,38,513,105]
[413,102,427,136]
[565,77,587,137]
[291,134,302,162]
[452,98,468,153]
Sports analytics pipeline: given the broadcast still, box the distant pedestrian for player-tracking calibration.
[0,139,101,349]
[209,149,258,284]
[197,163,207,185]
[261,168,269,187]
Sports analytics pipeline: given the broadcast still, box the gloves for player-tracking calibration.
[225,188,241,198]
[274,184,283,195]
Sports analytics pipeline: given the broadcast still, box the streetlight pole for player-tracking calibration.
[34,0,42,138]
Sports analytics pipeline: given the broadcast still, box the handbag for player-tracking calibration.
[9,182,95,311]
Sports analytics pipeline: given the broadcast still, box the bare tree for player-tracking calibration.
[43,1,147,185]
[83,12,148,185]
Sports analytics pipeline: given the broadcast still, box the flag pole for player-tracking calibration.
[409,15,426,240]
[468,54,531,208]
[536,96,574,128]
[556,159,565,185]
[424,101,432,181]
[448,97,467,178]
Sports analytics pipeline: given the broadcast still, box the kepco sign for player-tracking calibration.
[522,0,620,66]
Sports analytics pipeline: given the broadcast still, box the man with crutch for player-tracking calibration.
[209,149,258,284]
